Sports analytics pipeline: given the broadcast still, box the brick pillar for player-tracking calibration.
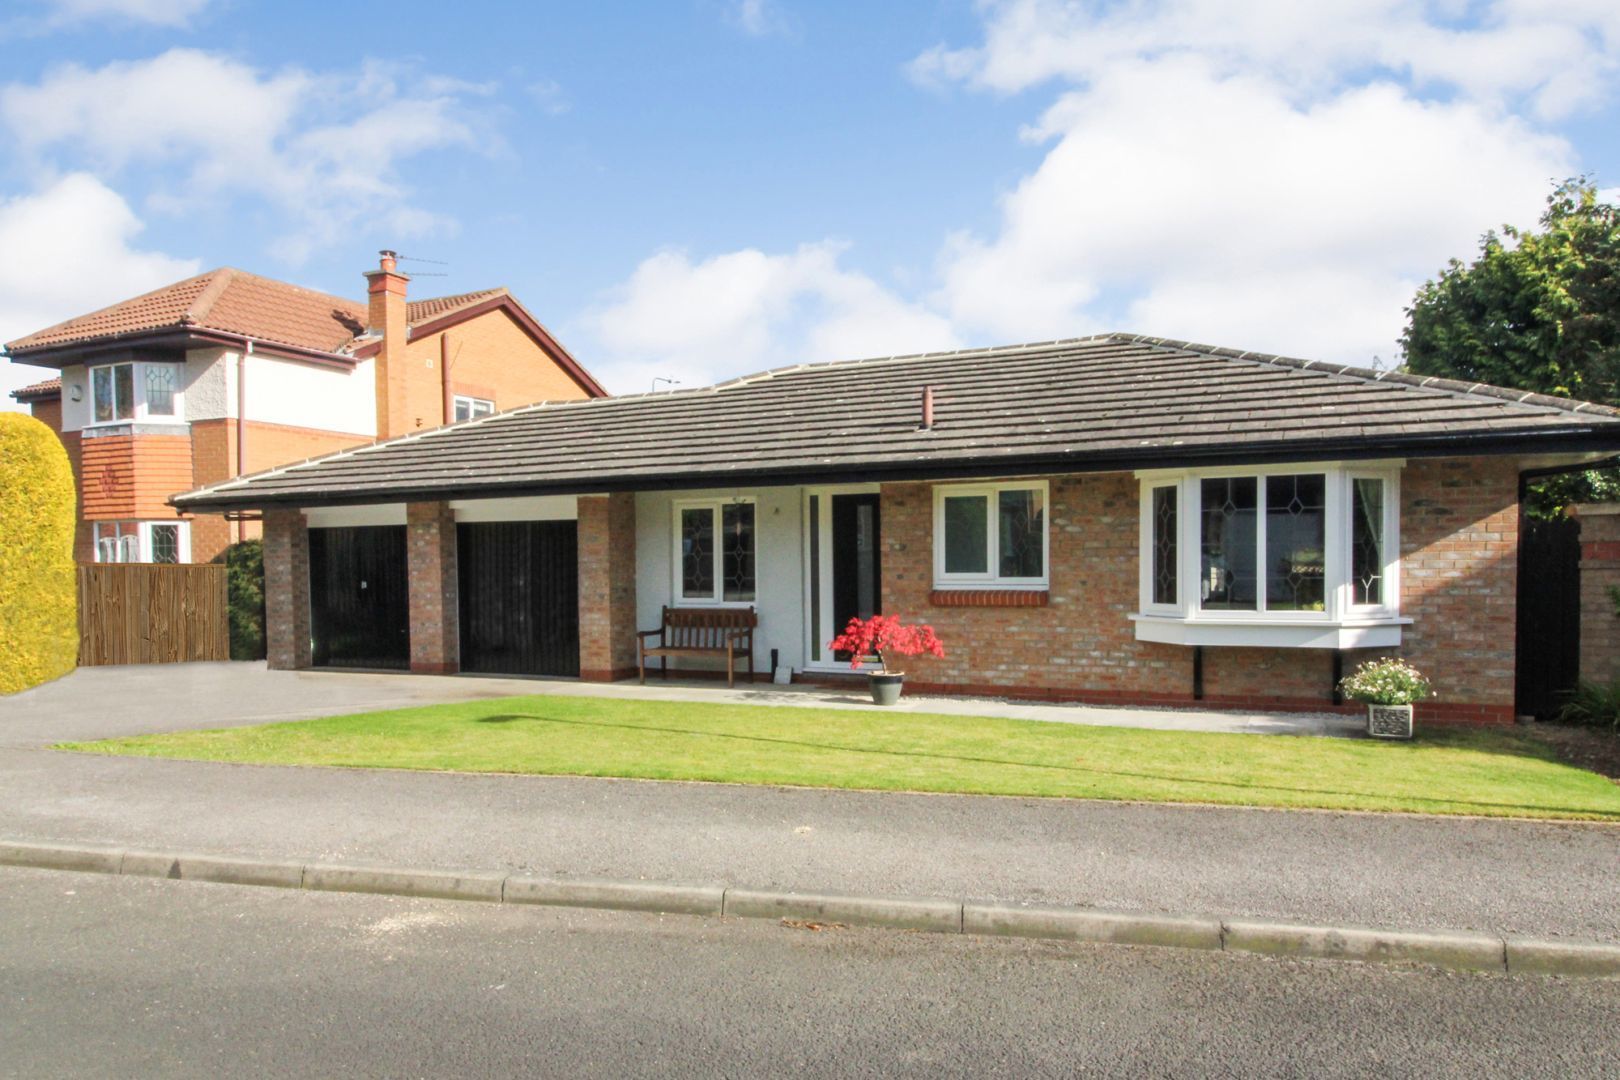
[578,493,637,681]
[263,508,311,670]
[1575,503,1620,687]
[407,501,459,674]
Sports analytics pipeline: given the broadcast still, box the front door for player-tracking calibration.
[807,490,881,669]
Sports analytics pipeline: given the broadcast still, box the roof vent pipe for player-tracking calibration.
[921,385,936,430]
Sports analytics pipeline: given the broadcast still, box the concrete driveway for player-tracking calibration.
[0,661,1360,750]
[1,662,1616,944]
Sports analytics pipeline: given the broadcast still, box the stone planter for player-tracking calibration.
[1366,703,1414,740]
[869,672,904,706]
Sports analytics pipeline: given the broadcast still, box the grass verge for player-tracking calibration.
[58,695,1620,821]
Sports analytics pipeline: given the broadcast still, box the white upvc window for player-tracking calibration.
[932,480,1049,589]
[453,395,495,422]
[1132,462,1403,649]
[673,498,756,605]
[93,521,191,564]
[89,360,183,425]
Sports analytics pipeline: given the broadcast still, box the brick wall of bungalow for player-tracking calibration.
[259,454,1522,722]
[882,456,1521,723]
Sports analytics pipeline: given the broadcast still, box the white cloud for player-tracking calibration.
[40,0,214,27]
[579,242,960,392]
[910,0,1620,121]
[1,49,487,263]
[0,173,199,411]
[726,0,786,38]
[932,58,1575,364]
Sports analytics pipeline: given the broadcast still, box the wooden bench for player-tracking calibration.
[637,606,758,687]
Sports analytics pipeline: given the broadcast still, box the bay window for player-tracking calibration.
[675,499,756,604]
[933,481,1048,588]
[89,359,182,425]
[1134,464,1403,648]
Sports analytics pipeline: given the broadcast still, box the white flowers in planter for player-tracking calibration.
[1338,658,1432,740]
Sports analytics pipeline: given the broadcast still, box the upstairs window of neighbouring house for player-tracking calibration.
[92,363,134,423]
[453,395,495,422]
[90,360,181,424]
[933,481,1049,588]
[675,499,756,604]
[1136,464,1400,634]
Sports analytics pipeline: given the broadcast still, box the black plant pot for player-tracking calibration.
[869,672,904,706]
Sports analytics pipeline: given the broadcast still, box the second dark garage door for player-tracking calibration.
[458,521,580,677]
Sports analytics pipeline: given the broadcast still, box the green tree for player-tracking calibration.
[216,539,266,661]
[1402,179,1620,515]
[0,413,77,693]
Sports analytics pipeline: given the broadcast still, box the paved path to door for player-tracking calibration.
[1,663,1613,943]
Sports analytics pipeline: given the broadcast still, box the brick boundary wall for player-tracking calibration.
[1574,503,1620,688]
[263,508,311,670]
[578,493,638,681]
[882,457,1522,724]
[406,502,459,674]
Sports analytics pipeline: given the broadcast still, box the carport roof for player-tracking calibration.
[171,333,1620,511]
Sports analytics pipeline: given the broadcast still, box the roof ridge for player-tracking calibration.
[1115,333,1620,421]
[704,334,1123,391]
[183,267,236,324]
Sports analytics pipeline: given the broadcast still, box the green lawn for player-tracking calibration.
[59,695,1620,821]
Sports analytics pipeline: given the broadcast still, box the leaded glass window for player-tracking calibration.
[1352,478,1386,606]
[997,488,1044,578]
[680,507,714,598]
[1200,477,1257,610]
[145,364,177,416]
[1264,474,1326,611]
[1151,485,1177,605]
[149,524,180,564]
[721,503,756,602]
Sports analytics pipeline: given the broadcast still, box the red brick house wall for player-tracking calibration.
[883,456,1521,722]
[577,493,638,681]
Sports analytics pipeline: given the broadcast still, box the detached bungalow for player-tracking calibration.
[173,334,1620,723]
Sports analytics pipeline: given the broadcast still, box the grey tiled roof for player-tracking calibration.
[173,333,1620,510]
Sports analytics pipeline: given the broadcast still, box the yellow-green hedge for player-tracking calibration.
[0,413,77,694]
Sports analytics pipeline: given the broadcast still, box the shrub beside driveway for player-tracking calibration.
[59,695,1620,821]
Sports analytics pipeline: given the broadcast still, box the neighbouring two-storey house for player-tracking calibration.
[7,252,607,565]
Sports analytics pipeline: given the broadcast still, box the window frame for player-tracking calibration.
[92,520,192,564]
[87,359,184,427]
[452,394,495,422]
[931,480,1050,590]
[1134,462,1402,636]
[671,497,758,607]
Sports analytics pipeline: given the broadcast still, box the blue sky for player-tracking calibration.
[2,0,1618,407]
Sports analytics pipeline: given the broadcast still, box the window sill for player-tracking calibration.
[931,589,1049,608]
[1129,613,1410,649]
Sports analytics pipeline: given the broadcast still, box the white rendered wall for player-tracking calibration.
[451,495,578,522]
[237,352,375,436]
[59,363,89,430]
[184,348,229,420]
[635,486,805,677]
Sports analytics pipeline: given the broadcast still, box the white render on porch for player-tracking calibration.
[635,486,807,677]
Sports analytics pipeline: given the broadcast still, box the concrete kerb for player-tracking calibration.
[3,839,1618,979]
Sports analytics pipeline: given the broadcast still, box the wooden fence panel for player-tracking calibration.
[78,564,229,666]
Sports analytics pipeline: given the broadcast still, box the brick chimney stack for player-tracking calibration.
[364,249,410,440]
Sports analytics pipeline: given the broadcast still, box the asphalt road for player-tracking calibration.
[2,867,1616,1079]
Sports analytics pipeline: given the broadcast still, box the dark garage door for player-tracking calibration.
[309,525,410,670]
[458,521,579,677]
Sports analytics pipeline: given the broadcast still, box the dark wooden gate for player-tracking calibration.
[1516,515,1582,718]
[309,525,410,670]
[458,521,579,677]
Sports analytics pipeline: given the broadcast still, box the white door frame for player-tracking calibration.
[800,484,881,672]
